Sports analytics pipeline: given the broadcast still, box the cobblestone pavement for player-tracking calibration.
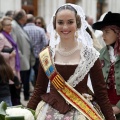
[20,83,34,107]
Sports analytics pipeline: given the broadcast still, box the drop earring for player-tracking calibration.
[75,31,78,39]
[55,32,58,40]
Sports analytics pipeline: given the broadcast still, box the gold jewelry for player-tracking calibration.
[55,32,58,40]
[75,31,78,39]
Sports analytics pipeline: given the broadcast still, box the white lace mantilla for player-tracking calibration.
[51,44,100,87]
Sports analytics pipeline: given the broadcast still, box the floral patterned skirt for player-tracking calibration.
[35,101,88,120]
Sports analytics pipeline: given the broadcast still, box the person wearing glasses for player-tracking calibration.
[24,14,48,85]
[0,16,21,105]
[35,16,50,41]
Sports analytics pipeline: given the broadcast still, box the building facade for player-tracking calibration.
[0,0,120,23]
[0,0,21,17]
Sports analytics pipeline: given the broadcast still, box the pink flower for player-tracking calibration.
[46,115,52,120]
[64,117,71,120]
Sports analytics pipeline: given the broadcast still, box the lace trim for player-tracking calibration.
[108,46,116,63]
[51,44,99,87]
[54,62,79,65]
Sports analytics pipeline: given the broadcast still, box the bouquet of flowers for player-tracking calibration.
[0,101,35,120]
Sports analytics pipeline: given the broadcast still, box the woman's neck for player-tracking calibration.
[59,39,78,52]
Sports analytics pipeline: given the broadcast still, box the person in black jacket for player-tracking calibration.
[0,54,20,106]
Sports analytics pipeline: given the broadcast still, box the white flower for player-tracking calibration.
[6,108,34,120]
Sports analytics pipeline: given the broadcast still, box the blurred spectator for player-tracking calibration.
[86,16,94,26]
[0,54,14,106]
[86,26,102,51]
[92,11,120,119]
[93,13,107,48]
[35,16,46,32]
[35,16,50,41]
[24,14,48,85]
[0,16,21,105]
[5,10,14,18]
[85,15,103,51]
[11,9,35,101]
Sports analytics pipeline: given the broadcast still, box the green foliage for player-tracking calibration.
[5,116,25,120]
[0,101,8,120]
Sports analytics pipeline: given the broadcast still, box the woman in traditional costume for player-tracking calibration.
[27,4,116,120]
[93,11,120,120]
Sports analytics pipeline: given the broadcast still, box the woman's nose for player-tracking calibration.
[63,24,68,29]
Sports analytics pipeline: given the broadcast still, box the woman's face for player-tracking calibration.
[3,19,12,33]
[35,18,42,27]
[55,9,77,40]
[102,28,118,45]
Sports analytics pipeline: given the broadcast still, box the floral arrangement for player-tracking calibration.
[0,101,35,120]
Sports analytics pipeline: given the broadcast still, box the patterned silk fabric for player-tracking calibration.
[107,62,115,89]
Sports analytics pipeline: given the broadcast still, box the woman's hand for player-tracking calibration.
[112,106,120,115]
[82,93,93,101]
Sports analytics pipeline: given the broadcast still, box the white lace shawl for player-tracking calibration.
[51,43,100,87]
[48,3,93,48]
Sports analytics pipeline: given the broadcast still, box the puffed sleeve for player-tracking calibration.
[27,62,49,110]
[90,58,116,120]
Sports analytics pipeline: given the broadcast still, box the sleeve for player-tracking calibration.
[11,29,22,57]
[90,58,116,120]
[27,62,49,110]
[12,75,21,86]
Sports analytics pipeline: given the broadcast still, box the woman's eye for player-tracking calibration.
[58,21,63,25]
[68,21,74,24]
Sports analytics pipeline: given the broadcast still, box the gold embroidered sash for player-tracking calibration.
[39,47,104,120]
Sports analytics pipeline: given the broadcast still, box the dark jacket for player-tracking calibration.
[28,59,115,120]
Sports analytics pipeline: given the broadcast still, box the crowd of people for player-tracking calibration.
[0,2,120,120]
[0,9,48,106]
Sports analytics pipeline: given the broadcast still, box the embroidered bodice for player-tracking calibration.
[51,43,99,87]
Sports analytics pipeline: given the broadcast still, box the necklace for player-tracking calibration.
[57,42,79,56]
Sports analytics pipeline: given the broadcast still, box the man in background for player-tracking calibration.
[24,14,48,85]
[11,10,35,101]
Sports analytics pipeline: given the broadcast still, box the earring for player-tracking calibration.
[55,32,58,40]
[75,31,78,39]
